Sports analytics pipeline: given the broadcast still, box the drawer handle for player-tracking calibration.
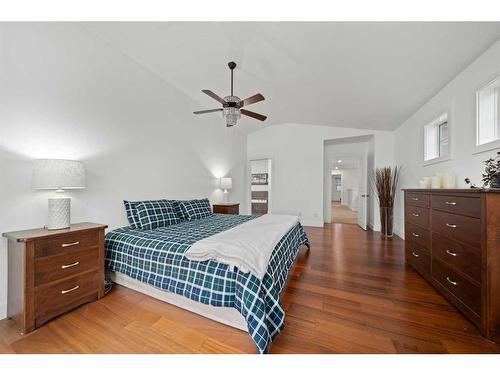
[61,261,79,269]
[446,277,458,286]
[61,241,80,248]
[411,232,420,238]
[445,250,458,257]
[445,201,457,206]
[61,285,79,294]
[446,223,457,228]
[412,198,419,201]
[412,251,420,258]
[412,213,420,217]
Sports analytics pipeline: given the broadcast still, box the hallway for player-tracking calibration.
[331,201,358,224]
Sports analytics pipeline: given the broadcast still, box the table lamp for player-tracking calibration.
[32,159,86,230]
[220,177,232,203]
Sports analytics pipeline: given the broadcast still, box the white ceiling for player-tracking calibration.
[82,22,500,132]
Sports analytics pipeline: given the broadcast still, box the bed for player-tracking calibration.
[105,213,309,353]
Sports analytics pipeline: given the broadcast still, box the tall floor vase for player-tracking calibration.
[380,206,394,238]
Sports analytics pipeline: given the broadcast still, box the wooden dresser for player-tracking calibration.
[212,203,239,215]
[403,189,500,342]
[2,222,108,334]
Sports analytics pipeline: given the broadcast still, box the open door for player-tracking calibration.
[357,154,369,230]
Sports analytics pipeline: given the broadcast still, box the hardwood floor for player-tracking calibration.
[1,223,499,354]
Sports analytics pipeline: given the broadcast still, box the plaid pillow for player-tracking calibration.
[123,200,141,228]
[179,198,213,221]
[136,200,181,230]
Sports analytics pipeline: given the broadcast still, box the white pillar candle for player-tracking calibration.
[442,173,456,189]
[419,180,428,188]
[422,177,431,188]
[431,176,441,189]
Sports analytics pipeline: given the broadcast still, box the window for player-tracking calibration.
[477,76,500,149]
[424,112,449,163]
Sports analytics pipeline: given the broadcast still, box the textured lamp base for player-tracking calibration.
[47,197,71,230]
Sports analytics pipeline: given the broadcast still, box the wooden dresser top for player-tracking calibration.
[403,188,500,193]
[2,222,108,242]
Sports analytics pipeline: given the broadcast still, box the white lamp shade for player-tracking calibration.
[220,177,232,190]
[32,159,86,190]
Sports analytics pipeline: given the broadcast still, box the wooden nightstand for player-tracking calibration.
[2,222,108,334]
[212,203,239,215]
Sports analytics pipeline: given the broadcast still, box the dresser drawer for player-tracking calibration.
[406,245,430,279]
[405,222,431,250]
[431,194,481,218]
[432,233,481,282]
[431,210,481,248]
[405,192,430,208]
[405,206,430,229]
[35,247,100,287]
[35,230,99,258]
[35,271,100,323]
[432,259,481,315]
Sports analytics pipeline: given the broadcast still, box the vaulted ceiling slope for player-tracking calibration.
[82,22,500,131]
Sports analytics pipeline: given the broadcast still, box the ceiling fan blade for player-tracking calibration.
[238,93,265,107]
[202,90,227,105]
[241,109,267,121]
[193,108,223,115]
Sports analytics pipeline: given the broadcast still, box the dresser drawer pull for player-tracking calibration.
[61,241,80,248]
[446,223,457,228]
[412,213,420,217]
[412,251,420,258]
[446,277,458,286]
[61,285,79,294]
[445,201,457,206]
[445,250,458,257]
[412,197,419,201]
[411,232,420,238]
[61,261,79,269]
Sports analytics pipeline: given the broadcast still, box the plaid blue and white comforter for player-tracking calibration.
[105,214,310,353]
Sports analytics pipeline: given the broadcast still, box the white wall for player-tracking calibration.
[393,38,500,238]
[340,168,360,211]
[247,123,394,227]
[0,23,247,319]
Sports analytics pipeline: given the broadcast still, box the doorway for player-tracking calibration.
[330,160,359,225]
[323,135,373,230]
[249,159,272,215]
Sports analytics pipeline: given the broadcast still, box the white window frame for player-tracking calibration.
[423,112,452,166]
[475,74,500,154]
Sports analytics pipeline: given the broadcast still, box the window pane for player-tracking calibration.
[477,77,500,146]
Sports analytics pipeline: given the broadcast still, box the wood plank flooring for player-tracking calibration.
[1,223,499,354]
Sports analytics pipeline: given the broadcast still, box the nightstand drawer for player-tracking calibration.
[35,230,99,258]
[213,204,239,215]
[35,247,100,287]
[35,271,100,326]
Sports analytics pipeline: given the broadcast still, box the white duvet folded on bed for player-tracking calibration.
[184,214,299,280]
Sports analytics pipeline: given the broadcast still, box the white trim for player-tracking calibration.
[0,302,6,320]
[473,138,500,155]
[393,227,405,240]
[300,219,323,227]
[422,154,452,166]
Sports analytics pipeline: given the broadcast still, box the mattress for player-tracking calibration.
[105,214,310,353]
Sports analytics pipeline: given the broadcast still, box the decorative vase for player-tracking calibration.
[380,206,394,238]
[491,172,500,188]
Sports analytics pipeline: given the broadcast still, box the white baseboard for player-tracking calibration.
[300,219,324,227]
[394,227,405,240]
[0,302,6,320]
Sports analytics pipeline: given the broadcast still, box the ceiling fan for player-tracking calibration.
[193,61,267,127]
